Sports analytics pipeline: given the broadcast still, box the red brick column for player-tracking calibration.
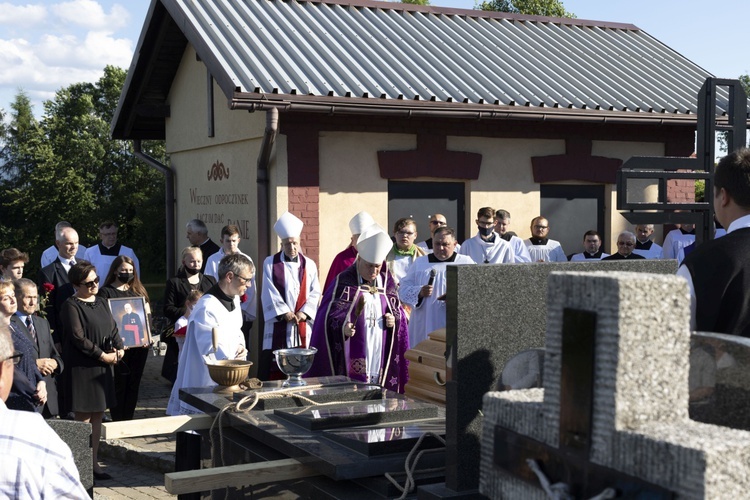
[285,125,320,264]
[288,186,320,264]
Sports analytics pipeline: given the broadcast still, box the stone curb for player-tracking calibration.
[99,438,175,474]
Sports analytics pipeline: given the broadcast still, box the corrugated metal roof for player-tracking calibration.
[165,0,727,115]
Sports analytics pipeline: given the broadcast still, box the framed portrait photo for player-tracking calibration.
[107,296,151,349]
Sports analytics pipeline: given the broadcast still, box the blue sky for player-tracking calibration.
[1,0,747,119]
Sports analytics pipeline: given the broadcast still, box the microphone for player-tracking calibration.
[427,269,436,287]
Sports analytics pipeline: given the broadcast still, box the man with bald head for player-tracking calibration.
[417,213,461,254]
[37,227,79,338]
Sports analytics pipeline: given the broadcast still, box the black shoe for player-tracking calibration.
[103,414,112,423]
[93,471,112,480]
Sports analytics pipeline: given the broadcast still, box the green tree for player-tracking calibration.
[478,0,574,17]
[402,0,430,5]
[0,66,167,280]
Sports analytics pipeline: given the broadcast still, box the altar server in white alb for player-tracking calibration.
[493,209,531,263]
[166,254,252,415]
[83,221,140,277]
[662,223,695,263]
[260,212,322,380]
[204,224,257,338]
[399,226,475,347]
[459,207,515,264]
[524,216,567,262]
[632,224,663,259]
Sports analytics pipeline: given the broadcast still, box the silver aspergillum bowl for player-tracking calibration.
[273,347,317,387]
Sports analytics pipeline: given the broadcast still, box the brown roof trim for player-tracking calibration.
[230,91,699,126]
[303,0,640,31]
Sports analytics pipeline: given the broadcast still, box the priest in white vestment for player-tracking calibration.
[260,212,322,380]
[83,221,140,278]
[166,253,252,415]
[399,226,475,347]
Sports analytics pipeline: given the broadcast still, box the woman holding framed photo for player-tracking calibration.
[60,261,124,480]
[99,255,151,422]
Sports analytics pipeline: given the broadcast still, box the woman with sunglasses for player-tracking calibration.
[99,255,151,422]
[60,261,124,480]
[0,281,46,412]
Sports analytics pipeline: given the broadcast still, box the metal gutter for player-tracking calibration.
[133,139,176,278]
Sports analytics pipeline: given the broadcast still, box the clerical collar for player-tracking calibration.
[584,250,604,259]
[206,283,235,312]
[481,233,496,243]
[680,228,695,235]
[500,232,515,242]
[529,237,549,245]
[636,240,653,250]
[99,242,122,256]
[425,238,433,250]
[428,253,457,263]
[283,253,298,263]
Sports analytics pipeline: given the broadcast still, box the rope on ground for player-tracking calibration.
[384,431,446,499]
[526,459,617,500]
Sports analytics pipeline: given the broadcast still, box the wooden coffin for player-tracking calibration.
[404,328,446,405]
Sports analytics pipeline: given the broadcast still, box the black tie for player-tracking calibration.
[26,316,36,343]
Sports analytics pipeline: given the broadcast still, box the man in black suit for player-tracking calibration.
[37,227,78,346]
[186,219,220,273]
[12,279,64,418]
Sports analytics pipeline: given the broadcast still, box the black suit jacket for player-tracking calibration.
[163,272,217,324]
[11,314,64,416]
[199,239,221,273]
[37,259,75,340]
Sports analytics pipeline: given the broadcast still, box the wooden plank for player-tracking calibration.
[164,458,319,495]
[405,384,446,406]
[102,414,214,439]
[407,361,446,386]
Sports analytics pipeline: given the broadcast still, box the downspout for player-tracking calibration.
[256,107,278,270]
[133,139,176,279]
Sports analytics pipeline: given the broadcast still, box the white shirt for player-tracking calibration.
[632,240,663,259]
[506,235,532,263]
[662,229,695,263]
[569,252,609,261]
[204,248,257,321]
[0,399,88,499]
[676,213,750,330]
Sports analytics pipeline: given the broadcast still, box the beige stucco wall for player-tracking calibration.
[448,137,563,241]
[165,44,266,265]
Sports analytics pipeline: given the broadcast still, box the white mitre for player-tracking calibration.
[356,225,392,264]
[348,211,375,235]
[274,212,304,239]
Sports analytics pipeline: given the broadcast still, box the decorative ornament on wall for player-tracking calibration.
[208,160,230,181]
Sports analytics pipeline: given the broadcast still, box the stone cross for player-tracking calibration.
[481,270,750,498]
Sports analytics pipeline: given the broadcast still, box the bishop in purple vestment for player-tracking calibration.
[308,227,410,393]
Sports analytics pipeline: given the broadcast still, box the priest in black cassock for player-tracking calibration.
[602,231,645,261]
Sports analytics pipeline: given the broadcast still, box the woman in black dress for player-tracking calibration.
[60,261,124,480]
[99,255,151,421]
[161,246,216,383]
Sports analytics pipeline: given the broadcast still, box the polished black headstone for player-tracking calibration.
[323,421,444,456]
[274,399,439,431]
[233,383,383,410]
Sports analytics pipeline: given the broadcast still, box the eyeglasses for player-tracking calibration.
[617,241,635,247]
[477,221,495,228]
[429,221,447,226]
[82,276,100,289]
[2,351,23,366]
[235,274,253,285]
[396,231,415,237]
[534,225,549,230]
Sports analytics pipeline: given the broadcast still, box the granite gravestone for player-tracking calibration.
[47,419,93,494]
[481,271,750,498]
[423,259,677,497]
